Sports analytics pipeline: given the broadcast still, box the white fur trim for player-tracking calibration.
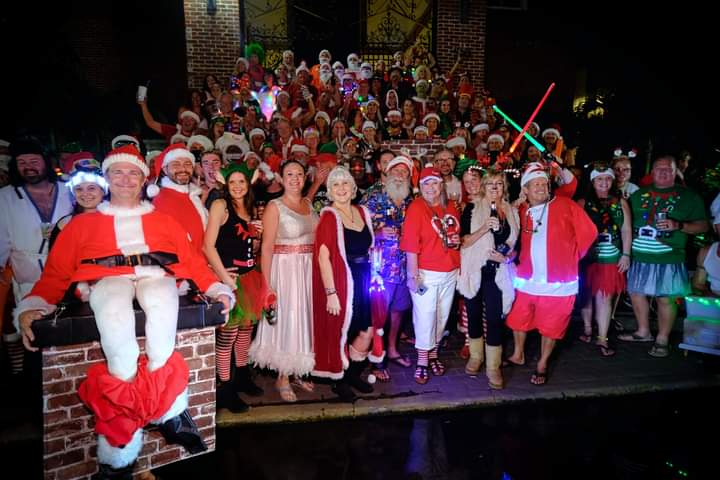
[348,344,368,361]
[152,388,188,424]
[362,121,376,131]
[457,201,518,315]
[186,135,213,153]
[146,183,160,198]
[385,156,413,174]
[13,295,56,331]
[472,123,489,134]
[97,429,143,468]
[205,282,236,309]
[521,164,549,187]
[250,344,315,377]
[487,134,504,145]
[257,161,275,181]
[180,110,200,123]
[76,282,90,302]
[162,148,195,168]
[387,109,402,117]
[102,153,149,177]
[558,167,575,186]
[590,169,614,182]
[422,113,439,124]
[291,144,309,154]
[97,201,154,217]
[368,352,385,363]
[112,208,150,256]
[111,135,140,149]
[542,128,560,139]
[446,137,466,149]
[249,128,266,139]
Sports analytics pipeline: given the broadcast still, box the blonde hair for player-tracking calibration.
[478,171,509,202]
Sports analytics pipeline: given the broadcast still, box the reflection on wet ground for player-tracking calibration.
[155,388,718,479]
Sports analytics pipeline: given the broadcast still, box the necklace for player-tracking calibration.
[523,201,548,234]
[335,205,356,225]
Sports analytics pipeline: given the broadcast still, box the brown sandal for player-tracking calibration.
[414,365,429,384]
[429,359,446,376]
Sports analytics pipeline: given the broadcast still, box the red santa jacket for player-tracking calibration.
[515,196,597,296]
[311,206,374,380]
[22,201,221,309]
[152,180,207,254]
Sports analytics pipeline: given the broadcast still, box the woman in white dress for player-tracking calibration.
[249,160,319,402]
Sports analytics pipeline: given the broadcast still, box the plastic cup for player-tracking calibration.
[137,85,147,102]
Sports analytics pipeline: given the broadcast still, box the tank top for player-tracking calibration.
[215,201,256,274]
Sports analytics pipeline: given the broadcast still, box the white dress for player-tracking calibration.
[249,198,318,376]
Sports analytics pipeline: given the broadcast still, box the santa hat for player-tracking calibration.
[291,141,310,155]
[291,107,304,119]
[530,122,541,136]
[341,73,355,82]
[362,121,376,131]
[387,109,402,118]
[102,144,149,177]
[472,123,490,135]
[367,98,380,107]
[303,127,319,139]
[170,133,190,145]
[180,110,201,124]
[318,49,331,61]
[0,139,9,149]
[446,136,467,150]
[332,61,344,70]
[590,168,615,182]
[419,166,443,184]
[249,128,266,140]
[414,126,428,135]
[61,151,96,175]
[277,90,290,100]
[315,153,337,167]
[111,134,141,150]
[487,134,505,146]
[235,57,249,70]
[386,156,413,174]
[243,151,261,164]
[314,111,331,125]
[146,143,195,197]
[215,132,249,156]
[265,154,282,175]
[458,85,473,98]
[423,113,440,124]
[67,164,108,195]
[521,162,549,187]
[542,127,561,139]
[186,135,214,152]
[296,61,310,75]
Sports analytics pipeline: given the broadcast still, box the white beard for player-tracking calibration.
[320,72,333,83]
[360,69,373,80]
[386,179,411,203]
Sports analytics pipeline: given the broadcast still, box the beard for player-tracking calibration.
[170,172,192,185]
[21,168,46,185]
[386,178,410,203]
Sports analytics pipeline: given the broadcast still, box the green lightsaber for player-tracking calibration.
[492,105,546,152]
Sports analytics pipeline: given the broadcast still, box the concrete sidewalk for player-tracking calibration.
[218,319,720,426]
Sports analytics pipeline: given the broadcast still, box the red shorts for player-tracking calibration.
[505,291,575,340]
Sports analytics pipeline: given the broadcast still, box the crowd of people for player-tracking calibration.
[1,43,719,479]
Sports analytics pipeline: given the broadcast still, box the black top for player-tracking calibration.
[461,202,511,268]
[344,223,372,258]
[214,201,256,274]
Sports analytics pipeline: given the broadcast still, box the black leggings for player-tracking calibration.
[464,267,504,346]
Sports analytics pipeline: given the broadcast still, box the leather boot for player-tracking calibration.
[233,366,264,397]
[158,409,208,454]
[346,360,374,394]
[92,462,136,480]
[465,337,485,375]
[217,380,249,413]
[486,345,504,390]
[331,377,357,402]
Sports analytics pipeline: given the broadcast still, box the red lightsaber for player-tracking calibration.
[508,83,556,154]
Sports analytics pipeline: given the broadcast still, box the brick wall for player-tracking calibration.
[435,0,487,90]
[381,139,449,162]
[42,328,217,480]
[184,0,241,89]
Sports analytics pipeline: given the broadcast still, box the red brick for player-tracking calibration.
[189,380,214,395]
[44,471,57,480]
[194,415,213,429]
[189,392,214,406]
[43,368,64,381]
[66,431,95,449]
[200,403,216,415]
[47,393,81,410]
[136,457,149,470]
[64,361,103,378]
[45,409,70,425]
[44,448,85,470]
[46,419,85,439]
[197,368,215,381]
[196,343,214,356]
[186,358,203,370]
[86,347,105,361]
[203,355,215,368]
[56,461,97,480]
[69,405,92,418]
[150,448,183,467]
[44,352,86,367]
[140,440,159,455]
[45,438,66,455]
[176,345,194,358]
[44,380,74,396]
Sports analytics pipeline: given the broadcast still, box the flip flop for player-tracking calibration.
[617,332,655,343]
[414,365,429,384]
[648,343,670,358]
[388,354,412,368]
[370,365,391,382]
[291,378,315,393]
[530,370,548,386]
[598,344,616,357]
[429,359,446,376]
[501,358,525,368]
[578,331,593,344]
[276,383,297,403]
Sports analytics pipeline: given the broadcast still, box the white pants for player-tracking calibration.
[89,276,179,381]
[410,269,458,351]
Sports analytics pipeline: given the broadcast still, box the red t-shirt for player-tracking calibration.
[400,198,461,272]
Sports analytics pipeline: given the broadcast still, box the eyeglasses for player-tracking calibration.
[614,167,631,173]
[485,182,504,187]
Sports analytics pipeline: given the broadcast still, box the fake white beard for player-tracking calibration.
[386,178,411,203]
[320,72,333,83]
[360,69,373,80]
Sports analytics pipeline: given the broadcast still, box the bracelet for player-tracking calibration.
[677,221,685,231]
[325,288,337,296]
[621,253,631,258]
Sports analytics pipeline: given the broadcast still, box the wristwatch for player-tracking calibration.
[677,221,685,232]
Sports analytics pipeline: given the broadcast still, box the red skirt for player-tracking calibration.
[585,262,626,296]
[229,269,274,328]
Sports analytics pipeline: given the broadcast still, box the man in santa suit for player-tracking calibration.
[15,144,234,479]
[148,143,208,255]
[504,163,596,385]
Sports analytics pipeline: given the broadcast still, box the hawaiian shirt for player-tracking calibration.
[360,182,414,284]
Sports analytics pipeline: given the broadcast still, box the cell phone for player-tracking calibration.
[417,285,428,295]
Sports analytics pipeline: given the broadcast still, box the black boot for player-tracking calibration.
[217,380,249,413]
[92,462,135,480]
[233,366,264,397]
[158,409,208,455]
[331,377,357,402]
[346,360,374,394]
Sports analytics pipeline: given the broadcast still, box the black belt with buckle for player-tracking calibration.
[347,255,370,264]
[81,252,179,269]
